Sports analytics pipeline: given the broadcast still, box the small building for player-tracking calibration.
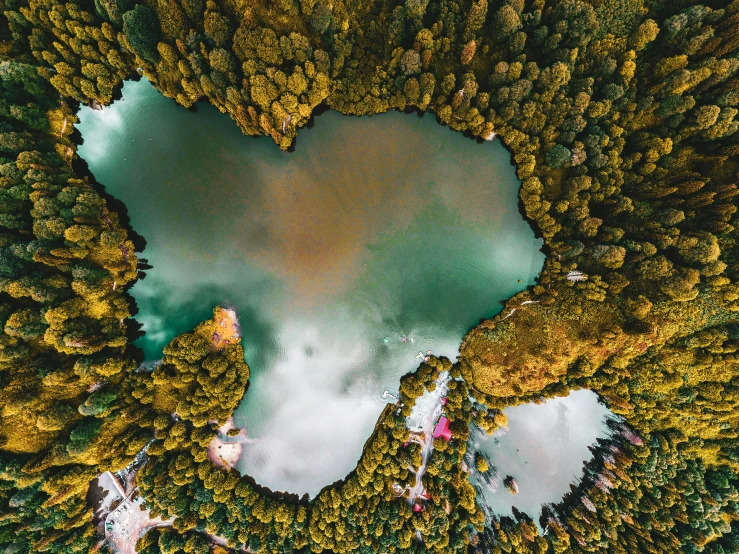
[99,471,126,499]
[413,504,424,513]
[90,471,126,521]
[433,416,452,441]
[440,397,447,406]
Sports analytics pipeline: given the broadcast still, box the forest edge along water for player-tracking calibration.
[74,79,607,503]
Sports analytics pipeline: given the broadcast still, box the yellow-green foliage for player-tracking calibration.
[3,0,739,552]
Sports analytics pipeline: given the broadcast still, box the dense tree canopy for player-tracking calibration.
[2,0,739,552]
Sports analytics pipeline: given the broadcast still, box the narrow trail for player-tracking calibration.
[405,371,450,505]
[500,300,540,321]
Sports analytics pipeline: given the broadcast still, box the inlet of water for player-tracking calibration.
[469,390,612,522]
[76,78,545,496]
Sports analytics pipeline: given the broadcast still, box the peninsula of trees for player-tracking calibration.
[2,0,739,552]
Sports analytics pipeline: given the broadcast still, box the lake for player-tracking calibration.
[469,389,612,523]
[76,78,545,497]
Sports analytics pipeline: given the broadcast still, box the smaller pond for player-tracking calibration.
[469,390,612,522]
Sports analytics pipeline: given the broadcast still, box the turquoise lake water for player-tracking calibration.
[77,78,547,496]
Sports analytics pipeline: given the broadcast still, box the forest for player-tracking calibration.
[1,0,739,552]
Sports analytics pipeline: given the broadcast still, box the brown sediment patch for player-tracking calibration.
[208,440,242,470]
[207,416,245,470]
[210,306,241,351]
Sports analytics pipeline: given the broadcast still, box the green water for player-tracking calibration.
[76,78,544,496]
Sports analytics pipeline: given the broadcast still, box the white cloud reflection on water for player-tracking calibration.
[233,310,465,497]
[470,390,612,523]
[76,78,548,498]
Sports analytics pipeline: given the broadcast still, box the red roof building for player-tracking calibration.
[433,416,452,441]
[413,504,424,513]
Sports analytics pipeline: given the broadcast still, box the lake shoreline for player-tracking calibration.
[76,78,544,498]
